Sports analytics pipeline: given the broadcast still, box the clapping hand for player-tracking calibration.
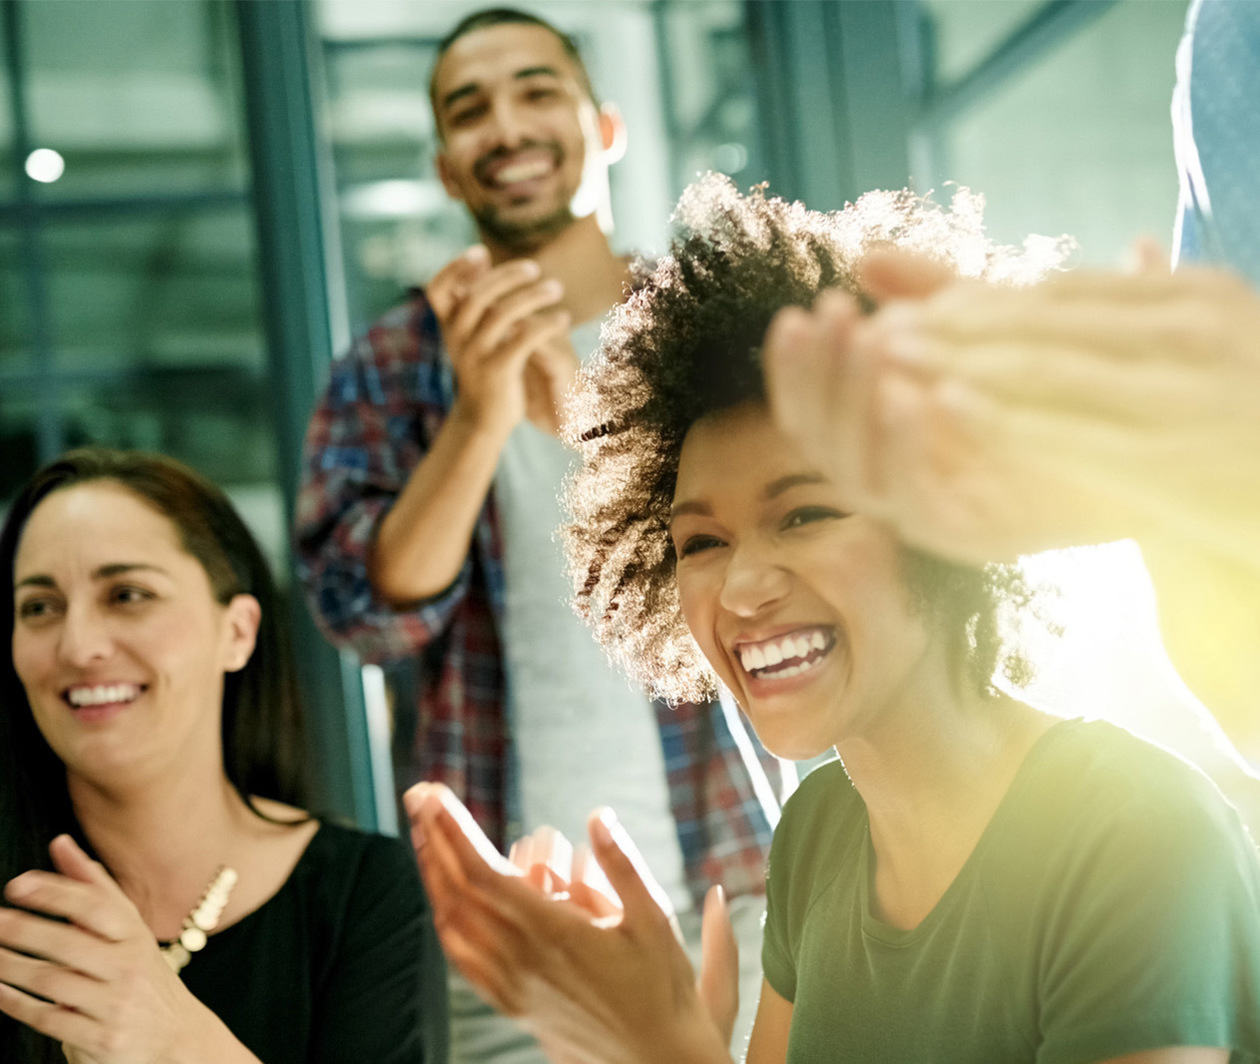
[429,246,579,439]
[405,783,736,1064]
[0,835,238,1064]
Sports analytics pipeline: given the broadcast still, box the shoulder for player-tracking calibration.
[995,719,1260,916]
[340,289,444,372]
[282,821,425,929]
[1020,719,1244,841]
[769,760,865,893]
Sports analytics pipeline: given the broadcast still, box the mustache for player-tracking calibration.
[473,141,563,183]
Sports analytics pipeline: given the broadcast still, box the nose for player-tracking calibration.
[57,600,114,669]
[486,94,529,149]
[718,543,791,618]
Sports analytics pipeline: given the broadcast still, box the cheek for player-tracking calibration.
[676,566,732,677]
[11,628,50,689]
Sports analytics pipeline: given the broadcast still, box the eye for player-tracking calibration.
[109,585,155,607]
[525,86,559,102]
[781,506,846,531]
[677,534,726,558]
[448,103,486,127]
[16,595,61,622]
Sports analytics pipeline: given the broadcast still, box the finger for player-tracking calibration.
[889,287,1233,364]
[5,868,132,944]
[857,248,956,303]
[425,785,517,874]
[884,336,1222,425]
[570,845,621,917]
[447,260,547,349]
[1042,261,1251,302]
[0,980,102,1049]
[1127,236,1169,275]
[0,945,111,1023]
[462,278,566,359]
[490,308,572,375]
[828,302,887,511]
[697,885,739,1049]
[427,245,491,320]
[761,305,815,438]
[587,807,675,930]
[0,906,114,978]
[435,920,527,1018]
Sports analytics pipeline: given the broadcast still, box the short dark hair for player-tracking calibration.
[563,175,1070,705]
[428,6,598,127]
[0,450,310,1064]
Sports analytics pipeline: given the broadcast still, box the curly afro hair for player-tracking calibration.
[562,174,1070,705]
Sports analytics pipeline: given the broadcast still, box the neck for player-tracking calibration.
[68,760,254,931]
[836,666,1053,903]
[484,211,632,324]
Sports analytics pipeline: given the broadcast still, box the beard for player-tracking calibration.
[472,198,577,254]
[469,139,579,253]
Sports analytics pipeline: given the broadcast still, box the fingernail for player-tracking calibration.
[465,245,490,264]
[5,874,35,900]
[541,278,563,298]
[520,259,541,278]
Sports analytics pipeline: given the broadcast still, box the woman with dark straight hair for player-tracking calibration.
[0,447,445,1064]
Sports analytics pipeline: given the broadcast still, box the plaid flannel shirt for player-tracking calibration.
[296,289,777,905]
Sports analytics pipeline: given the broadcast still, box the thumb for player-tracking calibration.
[697,885,739,1049]
[857,248,955,303]
[48,834,115,890]
[587,807,676,927]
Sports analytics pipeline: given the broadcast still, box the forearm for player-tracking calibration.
[371,403,510,603]
[165,1001,264,1064]
[1139,537,1260,764]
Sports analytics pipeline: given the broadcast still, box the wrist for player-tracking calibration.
[163,998,260,1064]
[449,395,517,444]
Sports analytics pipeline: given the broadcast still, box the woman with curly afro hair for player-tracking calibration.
[407,175,1260,1064]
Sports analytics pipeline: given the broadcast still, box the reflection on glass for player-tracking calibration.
[21,0,248,202]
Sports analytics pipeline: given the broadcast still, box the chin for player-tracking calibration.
[741,709,834,763]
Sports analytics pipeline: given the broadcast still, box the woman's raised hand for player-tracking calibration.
[405,783,735,1064]
[0,835,254,1064]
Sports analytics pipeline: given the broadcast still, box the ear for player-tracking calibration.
[221,594,262,674]
[435,151,464,202]
[598,103,627,165]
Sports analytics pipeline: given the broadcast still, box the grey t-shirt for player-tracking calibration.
[493,316,690,911]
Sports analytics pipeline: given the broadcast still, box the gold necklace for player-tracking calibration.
[159,866,238,973]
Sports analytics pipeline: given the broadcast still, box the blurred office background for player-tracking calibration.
[0,0,1195,826]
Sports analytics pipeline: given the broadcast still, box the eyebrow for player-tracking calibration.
[14,562,170,591]
[669,471,829,520]
[441,62,564,112]
[440,65,563,112]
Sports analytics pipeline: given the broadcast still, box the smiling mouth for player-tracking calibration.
[477,145,562,189]
[736,626,837,680]
[63,683,145,710]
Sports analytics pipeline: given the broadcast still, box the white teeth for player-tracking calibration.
[496,160,551,184]
[67,684,141,708]
[738,628,836,676]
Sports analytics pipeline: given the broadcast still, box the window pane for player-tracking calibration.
[922,0,1185,262]
[38,205,263,374]
[20,0,248,202]
[0,226,31,366]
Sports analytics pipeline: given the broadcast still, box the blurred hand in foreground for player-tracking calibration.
[763,249,1260,752]
[764,249,1260,567]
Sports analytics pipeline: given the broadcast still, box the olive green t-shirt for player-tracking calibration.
[763,719,1260,1063]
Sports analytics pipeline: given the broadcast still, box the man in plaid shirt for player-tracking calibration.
[297,8,778,1060]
